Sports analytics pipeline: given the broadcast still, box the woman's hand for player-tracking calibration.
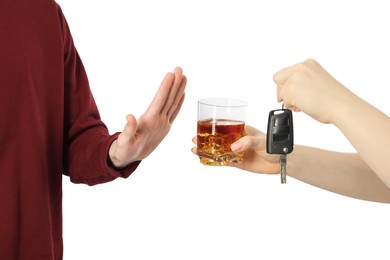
[274,59,354,124]
[192,125,280,174]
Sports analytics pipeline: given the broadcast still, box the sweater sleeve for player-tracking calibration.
[57,5,141,185]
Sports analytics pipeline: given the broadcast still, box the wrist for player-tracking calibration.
[108,140,130,169]
[330,90,361,128]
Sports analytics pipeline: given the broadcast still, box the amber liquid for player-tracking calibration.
[197,119,245,166]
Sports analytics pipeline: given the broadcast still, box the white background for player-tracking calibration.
[56,0,390,259]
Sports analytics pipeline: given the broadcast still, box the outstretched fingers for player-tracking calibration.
[169,90,186,123]
[168,75,187,122]
[146,67,186,120]
[146,72,175,116]
[161,67,186,119]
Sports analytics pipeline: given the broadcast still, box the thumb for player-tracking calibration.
[118,114,137,145]
[231,135,265,153]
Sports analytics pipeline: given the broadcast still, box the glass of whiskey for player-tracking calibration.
[197,98,247,166]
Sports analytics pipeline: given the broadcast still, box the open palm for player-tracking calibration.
[109,67,187,168]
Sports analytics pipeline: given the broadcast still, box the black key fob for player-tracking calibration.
[266,109,294,154]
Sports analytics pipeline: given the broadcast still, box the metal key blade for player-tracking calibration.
[280,154,287,184]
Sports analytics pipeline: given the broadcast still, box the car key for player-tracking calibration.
[266,107,294,183]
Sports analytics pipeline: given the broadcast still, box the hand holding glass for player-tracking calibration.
[197,98,247,166]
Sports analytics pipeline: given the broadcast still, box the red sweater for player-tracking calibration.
[0,1,140,259]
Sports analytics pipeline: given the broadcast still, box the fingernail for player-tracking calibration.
[231,143,242,152]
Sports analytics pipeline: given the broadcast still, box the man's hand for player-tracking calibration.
[109,67,187,168]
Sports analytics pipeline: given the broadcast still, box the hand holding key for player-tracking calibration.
[273,59,354,125]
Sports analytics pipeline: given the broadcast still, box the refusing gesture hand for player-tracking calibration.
[109,67,187,168]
